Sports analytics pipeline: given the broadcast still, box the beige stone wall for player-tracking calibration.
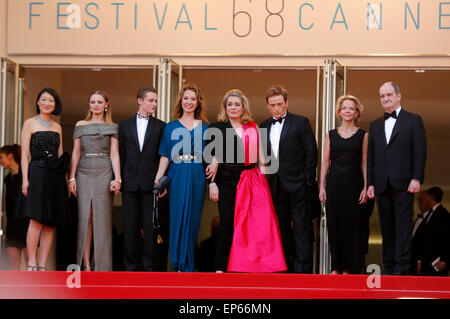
[1,0,449,67]
[6,0,450,56]
[0,0,5,57]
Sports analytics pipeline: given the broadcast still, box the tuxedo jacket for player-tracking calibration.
[411,205,450,266]
[367,109,427,194]
[119,115,166,192]
[260,112,318,194]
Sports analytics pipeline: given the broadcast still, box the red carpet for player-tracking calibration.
[0,271,449,299]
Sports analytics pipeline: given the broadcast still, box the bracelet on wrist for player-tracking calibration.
[209,182,217,188]
[69,178,76,182]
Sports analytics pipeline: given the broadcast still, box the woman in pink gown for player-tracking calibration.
[206,89,286,273]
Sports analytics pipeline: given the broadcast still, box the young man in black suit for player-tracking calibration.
[411,187,450,276]
[260,85,318,274]
[367,82,427,275]
[119,86,166,271]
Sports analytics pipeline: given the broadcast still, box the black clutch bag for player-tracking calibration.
[153,175,171,193]
[153,176,170,238]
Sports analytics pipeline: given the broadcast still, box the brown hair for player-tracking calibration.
[217,89,254,124]
[84,90,114,124]
[0,144,21,165]
[137,86,157,100]
[265,85,288,103]
[336,94,364,124]
[173,83,208,122]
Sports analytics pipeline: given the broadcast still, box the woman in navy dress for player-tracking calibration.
[155,83,209,272]
[319,95,369,274]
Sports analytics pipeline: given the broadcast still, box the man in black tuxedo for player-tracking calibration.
[260,85,318,273]
[367,82,427,275]
[411,187,450,276]
[119,86,166,271]
[409,191,432,275]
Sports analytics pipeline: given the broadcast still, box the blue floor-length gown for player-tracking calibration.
[159,120,208,272]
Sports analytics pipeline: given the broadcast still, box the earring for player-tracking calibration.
[104,108,107,112]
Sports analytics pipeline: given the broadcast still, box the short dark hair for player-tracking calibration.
[35,88,62,116]
[0,144,21,164]
[137,86,157,100]
[266,85,288,103]
[426,186,443,203]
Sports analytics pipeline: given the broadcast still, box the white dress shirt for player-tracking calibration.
[412,203,441,237]
[269,113,286,158]
[384,106,401,143]
[136,117,149,151]
[425,203,441,224]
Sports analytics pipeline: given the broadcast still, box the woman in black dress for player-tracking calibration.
[16,88,70,271]
[319,95,368,274]
[205,89,286,273]
[0,144,28,270]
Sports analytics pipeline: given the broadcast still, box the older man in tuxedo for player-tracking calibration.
[260,85,318,273]
[119,86,166,271]
[367,82,427,275]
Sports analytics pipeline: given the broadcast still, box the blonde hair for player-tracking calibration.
[84,90,114,124]
[173,83,208,122]
[217,89,254,124]
[336,94,364,124]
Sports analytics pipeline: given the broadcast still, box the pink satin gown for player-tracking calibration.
[227,122,287,273]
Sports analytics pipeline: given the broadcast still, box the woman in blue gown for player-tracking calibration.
[155,83,209,272]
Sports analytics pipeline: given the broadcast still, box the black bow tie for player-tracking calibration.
[137,113,151,120]
[384,111,397,120]
[271,117,284,125]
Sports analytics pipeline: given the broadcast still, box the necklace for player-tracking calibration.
[337,126,359,139]
[35,115,53,128]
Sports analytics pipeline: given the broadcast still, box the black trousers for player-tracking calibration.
[122,190,155,271]
[376,182,414,275]
[272,178,313,274]
[214,169,241,272]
